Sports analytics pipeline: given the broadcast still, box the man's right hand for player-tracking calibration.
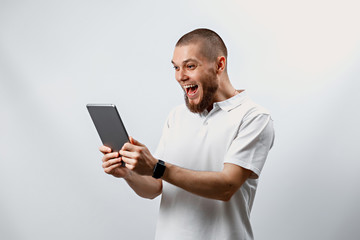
[99,145,130,178]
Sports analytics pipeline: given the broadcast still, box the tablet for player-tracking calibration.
[87,104,130,154]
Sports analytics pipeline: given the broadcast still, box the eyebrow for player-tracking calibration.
[171,58,199,65]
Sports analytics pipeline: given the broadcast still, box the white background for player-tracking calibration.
[1,0,359,239]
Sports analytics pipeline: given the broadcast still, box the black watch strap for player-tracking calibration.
[152,159,166,179]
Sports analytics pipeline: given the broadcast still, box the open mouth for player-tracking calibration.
[184,84,198,97]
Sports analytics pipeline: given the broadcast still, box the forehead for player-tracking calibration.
[172,43,206,64]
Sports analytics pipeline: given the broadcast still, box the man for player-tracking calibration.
[100,28,275,240]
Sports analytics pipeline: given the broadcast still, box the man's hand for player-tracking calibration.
[100,146,130,178]
[99,140,162,199]
[120,137,158,176]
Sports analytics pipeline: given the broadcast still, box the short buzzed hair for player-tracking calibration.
[176,28,228,64]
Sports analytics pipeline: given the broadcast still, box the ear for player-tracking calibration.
[216,56,226,73]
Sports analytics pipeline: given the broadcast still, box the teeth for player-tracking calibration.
[184,84,197,89]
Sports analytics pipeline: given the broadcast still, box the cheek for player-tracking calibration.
[175,72,180,82]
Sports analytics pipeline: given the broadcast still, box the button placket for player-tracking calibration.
[203,104,219,125]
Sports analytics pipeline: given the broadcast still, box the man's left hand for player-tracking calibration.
[120,137,158,176]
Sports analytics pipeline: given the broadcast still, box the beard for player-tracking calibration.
[184,68,219,113]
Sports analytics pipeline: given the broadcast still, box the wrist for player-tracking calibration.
[123,169,133,181]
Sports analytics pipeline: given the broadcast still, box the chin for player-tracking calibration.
[185,95,209,113]
[188,96,201,106]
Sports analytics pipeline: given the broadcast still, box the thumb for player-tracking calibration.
[129,136,144,146]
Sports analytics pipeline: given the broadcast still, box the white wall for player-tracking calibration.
[1,0,359,239]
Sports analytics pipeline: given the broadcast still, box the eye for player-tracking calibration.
[173,65,179,71]
[187,64,196,69]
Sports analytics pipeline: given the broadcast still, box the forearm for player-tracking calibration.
[125,171,162,199]
[118,138,250,201]
[162,162,249,201]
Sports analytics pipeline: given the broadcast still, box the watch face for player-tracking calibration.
[153,160,166,179]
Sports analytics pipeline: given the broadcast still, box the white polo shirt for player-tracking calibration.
[154,91,275,240]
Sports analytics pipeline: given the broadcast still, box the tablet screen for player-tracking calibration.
[87,104,129,152]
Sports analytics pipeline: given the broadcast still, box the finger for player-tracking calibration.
[124,162,135,171]
[121,142,141,152]
[102,152,120,162]
[121,156,137,166]
[119,149,139,159]
[102,157,122,168]
[129,136,145,147]
[104,163,123,174]
[99,145,112,153]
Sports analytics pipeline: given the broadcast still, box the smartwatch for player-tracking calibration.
[152,159,166,179]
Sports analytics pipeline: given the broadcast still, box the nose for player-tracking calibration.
[176,68,189,82]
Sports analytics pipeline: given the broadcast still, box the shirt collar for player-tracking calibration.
[215,90,247,112]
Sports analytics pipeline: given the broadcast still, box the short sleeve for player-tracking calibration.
[224,113,275,179]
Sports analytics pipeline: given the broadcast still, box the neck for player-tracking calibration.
[213,73,237,102]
